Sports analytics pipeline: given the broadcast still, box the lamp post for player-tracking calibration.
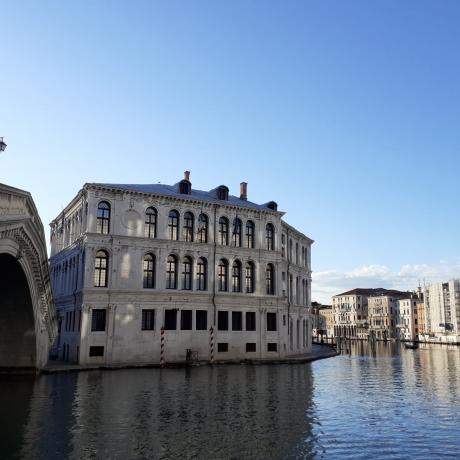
[0,137,6,152]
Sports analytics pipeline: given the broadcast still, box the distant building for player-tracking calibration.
[311,302,332,337]
[398,298,420,341]
[367,291,414,340]
[423,280,460,343]
[49,173,314,365]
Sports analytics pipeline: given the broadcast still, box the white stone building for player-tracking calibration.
[424,280,460,343]
[49,173,313,365]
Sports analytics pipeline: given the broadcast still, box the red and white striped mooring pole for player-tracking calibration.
[160,326,165,368]
[210,326,214,364]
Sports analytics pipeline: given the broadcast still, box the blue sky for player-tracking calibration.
[1,1,460,301]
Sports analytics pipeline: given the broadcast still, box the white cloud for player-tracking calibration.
[312,260,460,304]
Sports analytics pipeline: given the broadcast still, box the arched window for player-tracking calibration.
[218,259,228,291]
[144,207,157,238]
[232,218,242,247]
[182,256,193,290]
[245,261,255,293]
[197,213,208,243]
[183,212,194,242]
[166,255,178,289]
[232,260,242,292]
[266,223,274,250]
[197,257,207,291]
[266,263,275,295]
[94,250,109,287]
[245,220,255,248]
[168,210,179,240]
[219,217,229,246]
[143,254,155,288]
[96,201,111,234]
[296,243,299,265]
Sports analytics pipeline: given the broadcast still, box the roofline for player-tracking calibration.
[84,182,285,215]
[281,219,314,244]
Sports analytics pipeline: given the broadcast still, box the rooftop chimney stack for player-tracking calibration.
[184,170,190,181]
[240,182,248,200]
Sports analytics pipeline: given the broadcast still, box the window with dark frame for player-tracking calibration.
[144,207,157,238]
[183,212,194,242]
[196,310,207,330]
[245,220,255,248]
[246,312,256,331]
[267,343,278,352]
[218,311,228,330]
[94,250,108,287]
[232,218,242,247]
[232,311,242,331]
[218,259,228,291]
[266,264,275,295]
[219,217,229,245]
[266,223,274,250]
[197,258,207,291]
[267,312,277,331]
[166,255,177,289]
[142,309,155,330]
[182,256,192,290]
[197,213,208,243]
[89,346,104,357]
[96,201,111,234]
[91,309,107,331]
[232,260,242,292]
[246,343,256,352]
[164,309,177,330]
[245,262,254,293]
[168,210,179,240]
[143,254,155,288]
[217,342,228,352]
[181,310,192,330]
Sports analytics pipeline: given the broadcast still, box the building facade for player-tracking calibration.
[423,280,460,343]
[49,173,313,365]
[398,298,419,341]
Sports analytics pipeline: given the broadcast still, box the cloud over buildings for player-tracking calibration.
[312,260,460,304]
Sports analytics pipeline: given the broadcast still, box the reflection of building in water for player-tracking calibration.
[423,280,460,343]
[67,366,315,459]
[49,172,313,365]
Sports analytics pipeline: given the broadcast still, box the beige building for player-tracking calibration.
[49,173,314,365]
[367,291,414,340]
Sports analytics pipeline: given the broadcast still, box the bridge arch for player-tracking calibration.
[0,184,57,371]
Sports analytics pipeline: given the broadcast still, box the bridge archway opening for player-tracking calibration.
[0,254,37,369]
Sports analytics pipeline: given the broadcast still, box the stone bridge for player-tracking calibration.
[0,183,57,371]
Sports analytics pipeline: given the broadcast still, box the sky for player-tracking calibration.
[1,1,460,302]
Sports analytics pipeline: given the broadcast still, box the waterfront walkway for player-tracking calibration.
[43,344,338,374]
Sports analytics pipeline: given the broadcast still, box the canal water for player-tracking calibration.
[1,343,459,459]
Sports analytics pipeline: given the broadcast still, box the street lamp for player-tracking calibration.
[0,137,6,152]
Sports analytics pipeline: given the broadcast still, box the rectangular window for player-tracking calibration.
[267,343,278,352]
[246,343,256,352]
[196,310,208,330]
[142,309,155,331]
[232,311,242,331]
[217,343,228,352]
[218,311,228,331]
[91,309,106,332]
[89,346,104,357]
[246,312,256,331]
[266,312,277,331]
[164,309,177,330]
[181,310,193,330]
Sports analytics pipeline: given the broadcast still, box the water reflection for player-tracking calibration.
[1,344,460,459]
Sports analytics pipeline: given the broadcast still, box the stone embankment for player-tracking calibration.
[43,344,338,374]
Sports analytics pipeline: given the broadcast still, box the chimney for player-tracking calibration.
[240,182,248,200]
[184,170,190,181]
